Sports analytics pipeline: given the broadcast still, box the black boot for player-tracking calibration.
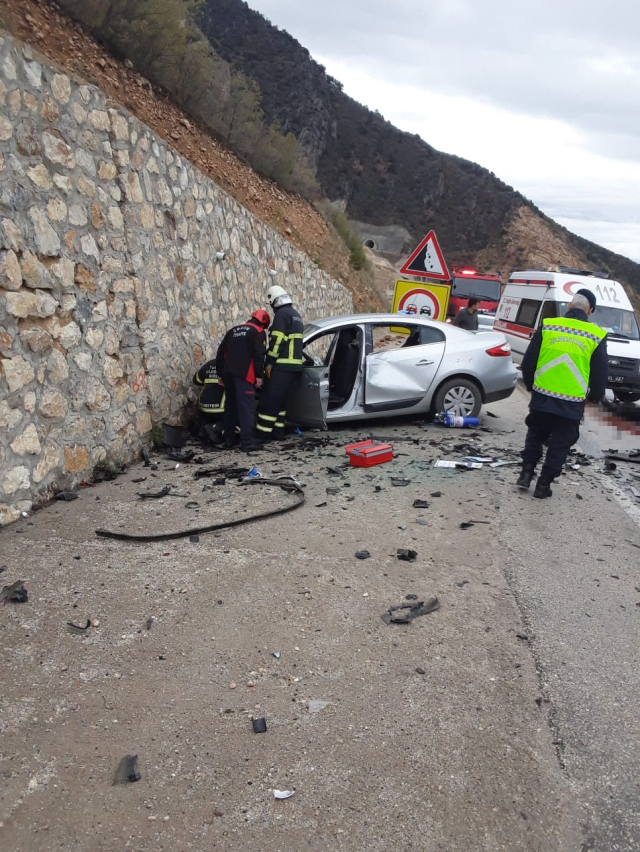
[516,463,536,489]
[533,477,553,499]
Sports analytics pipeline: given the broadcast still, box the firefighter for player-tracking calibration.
[193,359,226,444]
[517,289,607,498]
[256,285,303,440]
[215,309,270,452]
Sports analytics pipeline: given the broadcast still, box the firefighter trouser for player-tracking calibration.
[521,411,580,481]
[256,370,298,438]
[223,375,256,449]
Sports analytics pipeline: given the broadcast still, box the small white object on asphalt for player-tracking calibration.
[308,699,331,714]
[273,789,295,800]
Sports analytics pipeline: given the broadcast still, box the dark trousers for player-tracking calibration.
[256,370,298,438]
[222,375,256,449]
[521,411,580,481]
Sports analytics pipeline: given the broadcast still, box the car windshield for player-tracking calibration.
[451,276,501,301]
[557,302,640,340]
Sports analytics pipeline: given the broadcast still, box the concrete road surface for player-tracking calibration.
[0,383,637,851]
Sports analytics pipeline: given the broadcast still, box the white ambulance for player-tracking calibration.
[494,267,640,402]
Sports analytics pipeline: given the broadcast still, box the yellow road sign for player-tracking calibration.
[392,279,451,322]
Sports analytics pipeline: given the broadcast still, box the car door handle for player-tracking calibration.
[416,359,434,366]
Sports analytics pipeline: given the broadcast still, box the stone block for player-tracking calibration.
[58,321,82,350]
[69,203,88,227]
[91,203,105,229]
[0,248,22,290]
[32,442,61,484]
[85,378,111,411]
[24,59,42,89]
[63,444,90,474]
[10,423,41,456]
[88,109,110,131]
[42,131,74,167]
[0,326,13,354]
[51,73,71,104]
[47,348,69,383]
[2,465,30,495]
[1,218,22,252]
[41,93,59,123]
[77,175,96,198]
[28,207,61,256]
[39,388,68,419]
[27,163,53,189]
[0,115,12,141]
[5,289,57,319]
[80,233,100,264]
[0,400,22,429]
[98,161,118,180]
[50,257,75,290]
[19,326,53,354]
[2,355,35,392]
[47,198,68,223]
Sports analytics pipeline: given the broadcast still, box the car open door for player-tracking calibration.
[364,338,444,412]
[286,365,329,428]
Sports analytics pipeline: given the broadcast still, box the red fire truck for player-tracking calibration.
[446,266,502,318]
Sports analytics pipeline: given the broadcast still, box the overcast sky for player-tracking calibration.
[246,0,640,263]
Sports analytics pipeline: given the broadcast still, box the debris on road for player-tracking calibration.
[434,412,480,428]
[382,597,440,624]
[431,491,443,498]
[355,550,371,560]
[55,491,78,502]
[66,619,91,634]
[308,699,332,714]
[391,478,411,487]
[397,548,417,562]
[137,485,171,500]
[413,499,429,508]
[273,790,295,800]
[606,451,640,464]
[434,460,483,470]
[252,717,267,733]
[113,754,141,785]
[1,580,28,604]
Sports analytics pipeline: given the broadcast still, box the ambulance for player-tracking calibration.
[494,267,640,402]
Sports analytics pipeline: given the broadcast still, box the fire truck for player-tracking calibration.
[446,266,502,318]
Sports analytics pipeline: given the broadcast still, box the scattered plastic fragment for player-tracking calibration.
[55,491,78,502]
[355,550,371,560]
[245,466,261,480]
[1,580,28,604]
[460,522,474,530]
[189,534,200,543]
[113,754,141,785]
[273,790,295,800]
[489,460,520,468]
[434,459,482,469]
[252,717,267,734]
[142,447,151,466]
[416,666,426,675]
[391,478,411,487]
[315,502,327,508]
[431,491,442,497]
[166,449,195,462]
[138,485,171,500]
[381,597,440,624]
[604,460,617,472]
[405,593,418,600]
[185,501,200,509]
[326,487,340,495]
[308,699,331,714]
[413,499,429,509]
[415,518,428,525]
[464,456,494,463]
[397,548,417,562]
[146,617,154,630]
[0,565,6,575]
[272,651,281,660]
[67,619,91,634]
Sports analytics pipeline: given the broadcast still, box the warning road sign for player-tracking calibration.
[399,230,450,281]
[392,279,450,323]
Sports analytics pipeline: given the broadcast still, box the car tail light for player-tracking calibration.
[486,342,511,357]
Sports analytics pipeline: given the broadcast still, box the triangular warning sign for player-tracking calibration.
[399,231,450,281]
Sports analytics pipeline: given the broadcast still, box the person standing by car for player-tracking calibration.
[256,285,303,440]
[216,309,270,452]
[452,297,479,331]
[516,289,607,498]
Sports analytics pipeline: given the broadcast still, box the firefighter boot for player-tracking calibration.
[533,477,553,499]
[516,463,536,489]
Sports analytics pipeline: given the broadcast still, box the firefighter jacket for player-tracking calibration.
[215,320,266,385]
[193,360,224,414]
[522,308,608,420]
[266,304,303,372]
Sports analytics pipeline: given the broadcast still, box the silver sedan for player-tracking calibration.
[287,313,517,428]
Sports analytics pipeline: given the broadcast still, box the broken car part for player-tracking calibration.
[95,477,305,542]
[66,619,91,634]
[381,597,440,624]
[412,499,429,509]
[55,491,78,501]
[397,549,417,563]
[355,550,371,560]
[113,754,141,784]
[252,717,267,734]
[0,580,28,604]
[137,485,171,500]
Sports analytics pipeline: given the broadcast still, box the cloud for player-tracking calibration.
[246,0,640,262]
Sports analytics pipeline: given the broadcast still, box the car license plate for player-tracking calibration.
[608,376,624,382]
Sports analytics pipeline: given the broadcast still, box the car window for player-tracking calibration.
[419,325,445,344]
[304,331,337,365]
[372,324,421,352]
[515,299,541,328]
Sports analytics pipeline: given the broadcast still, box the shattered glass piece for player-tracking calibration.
[113,754,141,784]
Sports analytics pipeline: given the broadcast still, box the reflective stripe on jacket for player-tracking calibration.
[193,360,225,413]
[266,304,303,371]
[533,318,607,402]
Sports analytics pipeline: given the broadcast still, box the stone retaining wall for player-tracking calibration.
[0,33,353,525]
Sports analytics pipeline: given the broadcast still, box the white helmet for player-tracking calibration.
[266,284,292,308]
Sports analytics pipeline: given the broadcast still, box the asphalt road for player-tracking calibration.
[0,384,637,851]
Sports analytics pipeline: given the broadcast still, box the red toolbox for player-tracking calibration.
[345,439,394,467]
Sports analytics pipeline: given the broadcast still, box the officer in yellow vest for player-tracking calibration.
[517,288,607,498]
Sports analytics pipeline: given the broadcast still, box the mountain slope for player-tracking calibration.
[201,0,640,307]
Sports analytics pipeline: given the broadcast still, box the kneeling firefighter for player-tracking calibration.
[256,285,303,440]
[216,309,270,452]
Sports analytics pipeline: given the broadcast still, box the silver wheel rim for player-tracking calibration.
[443,386,476,416]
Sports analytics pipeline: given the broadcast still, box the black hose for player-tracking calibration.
[95,478,305,543]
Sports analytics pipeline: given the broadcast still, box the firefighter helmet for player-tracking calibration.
[266,285,292,308]
[251,309,270,327]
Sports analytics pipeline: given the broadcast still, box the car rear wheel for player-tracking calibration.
[433,378,482,417]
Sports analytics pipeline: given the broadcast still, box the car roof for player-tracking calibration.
[305,313,449,330]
